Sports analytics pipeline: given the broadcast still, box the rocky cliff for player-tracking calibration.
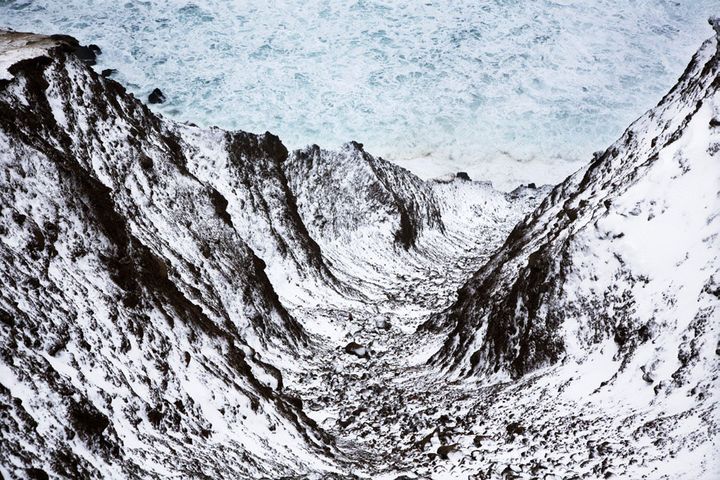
[0,32,336,479]
[428,19,720,385]
[0,23,718,480]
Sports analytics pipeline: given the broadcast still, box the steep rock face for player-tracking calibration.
[0,32,335,478]
[176,126,342,303]
[430,26,720,389]
[283,142,544,310]
[285,142,444,250]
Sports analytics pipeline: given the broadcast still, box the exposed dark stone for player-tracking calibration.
[101,68,117,78]
[148,88,166,104]
[260,131,289,163]
[26,468,49,480]
[209,188,233,227]
[638,324,652,343]
[68,399,110,438]
[436,444,457,459]
[73,46,99,66]
[344,341,369,359]
[0,309,14,327]
[138,154,153,170]
[49,34,80,47]
[338,416,355,428]
[12,212,26,225]
[456,172,471,181]
[506,421,525,436]
[146,406,163,428]
[564,205,579,221]
[50,447,91,479]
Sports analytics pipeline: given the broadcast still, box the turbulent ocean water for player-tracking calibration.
[0,0,716,189]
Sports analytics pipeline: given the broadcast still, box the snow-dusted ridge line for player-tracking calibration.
[0,28,533,479]
[1,22,719,479]
[0,30,345,479]
[286,141,445,251]
[428,17,720,389]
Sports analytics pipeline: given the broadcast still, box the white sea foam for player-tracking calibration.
[0,0,715,189]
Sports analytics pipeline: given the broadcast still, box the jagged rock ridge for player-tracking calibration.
[428,18,720,383]
[0,30,540,479]
[0,22,718,480]
[286,142,444,250]
[0,32,336,479]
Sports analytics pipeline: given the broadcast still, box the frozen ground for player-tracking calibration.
[1,0,717,189]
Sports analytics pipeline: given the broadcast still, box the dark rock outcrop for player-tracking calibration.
[148,87,166,104]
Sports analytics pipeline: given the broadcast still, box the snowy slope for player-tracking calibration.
[175,125,343,306]
[0,32,338,479]
[284,143,546,309]
[286,142,445,251]
[430,19,720,381]
[1,20,719,480]
[0,30,536,479]
[415,20,720,479]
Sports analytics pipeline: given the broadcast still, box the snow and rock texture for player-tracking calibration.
[284,143,543,307]
[430,18,720,380]
[286,142,445,251]
[422,18,720,477]
[0,31,337,479]
[1,22,719,480]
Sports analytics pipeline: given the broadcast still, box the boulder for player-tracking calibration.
[344,341,369,359]
[73,45,99,66]
[375,317,391,330]
[148,88,166,104]
[436,444,458,459]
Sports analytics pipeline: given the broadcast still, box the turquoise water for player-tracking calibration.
[1,0,716,188]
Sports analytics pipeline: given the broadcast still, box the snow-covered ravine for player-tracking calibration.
[0,21,719,480]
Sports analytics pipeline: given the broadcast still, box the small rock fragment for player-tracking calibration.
[436,443,458,459]
[375,316,390,330]
[73,45,99,65]
[344,341,369,359]
[148,88,166,104]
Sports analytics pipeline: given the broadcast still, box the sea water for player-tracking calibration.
[1,0,715,189]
